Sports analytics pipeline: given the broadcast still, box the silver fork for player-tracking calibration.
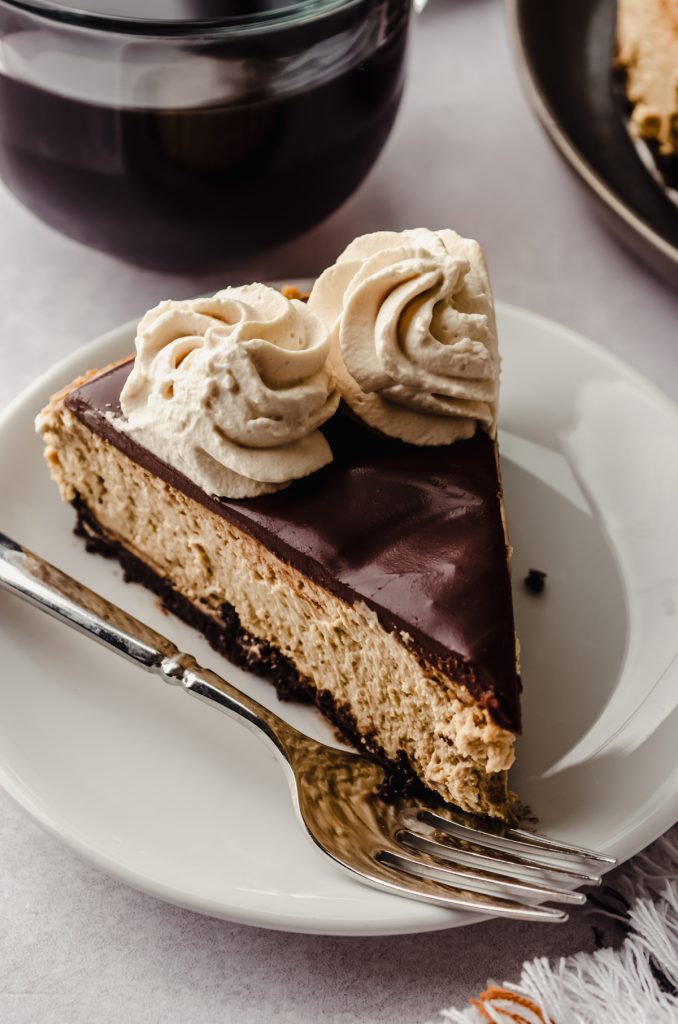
[0,532,615,923]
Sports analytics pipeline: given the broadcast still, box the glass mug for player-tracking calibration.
[0,0,411,270]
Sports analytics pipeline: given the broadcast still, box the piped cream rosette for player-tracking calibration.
[118,284,339,498]
[308,229,499,445]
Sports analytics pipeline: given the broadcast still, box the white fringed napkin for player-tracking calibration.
[436,827,678,1023]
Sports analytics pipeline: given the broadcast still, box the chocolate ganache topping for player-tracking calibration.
[65,360,521,732]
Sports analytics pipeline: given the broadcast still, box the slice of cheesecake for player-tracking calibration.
[616,0,678,189]
[39,361,520,820]
[37,244,521,822]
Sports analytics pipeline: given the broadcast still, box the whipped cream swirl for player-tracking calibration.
[308,229,499,445]
[118,284,339,498]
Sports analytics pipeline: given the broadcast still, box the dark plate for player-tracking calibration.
[508,0,678,287]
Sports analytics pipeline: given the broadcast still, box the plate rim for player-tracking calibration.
[1,299,678,935]
[506,0,678,273]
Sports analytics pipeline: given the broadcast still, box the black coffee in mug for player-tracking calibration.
[0,0,410,270]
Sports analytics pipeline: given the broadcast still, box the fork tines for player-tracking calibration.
[374,806,617,923]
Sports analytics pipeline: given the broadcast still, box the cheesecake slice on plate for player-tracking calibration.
[616,0,678,192]
[37,230,521,821]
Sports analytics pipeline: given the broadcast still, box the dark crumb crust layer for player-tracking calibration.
[72,496,495,811]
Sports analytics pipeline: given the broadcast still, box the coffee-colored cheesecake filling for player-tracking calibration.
[65,359,521,733]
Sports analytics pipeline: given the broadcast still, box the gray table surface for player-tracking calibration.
[1,1,676,1021]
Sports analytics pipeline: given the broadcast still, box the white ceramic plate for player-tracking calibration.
[1,302,678,936]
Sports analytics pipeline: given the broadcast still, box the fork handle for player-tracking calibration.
[0,531,301,764]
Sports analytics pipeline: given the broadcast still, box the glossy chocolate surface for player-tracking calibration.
[65,361,521,731]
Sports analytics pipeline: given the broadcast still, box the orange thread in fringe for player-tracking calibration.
[470,986,552,1024]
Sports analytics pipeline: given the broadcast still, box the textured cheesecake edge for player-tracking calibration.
[38,376,518,822]
[615,0,678,159]
[72,497,512,816]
